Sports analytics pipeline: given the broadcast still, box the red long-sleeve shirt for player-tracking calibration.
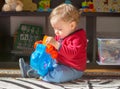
[55,29,87,71]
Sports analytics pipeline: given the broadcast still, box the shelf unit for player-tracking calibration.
[82,12,120,69]
[0,11,51,68]
[0,11,50,66]
[0,11,120,69]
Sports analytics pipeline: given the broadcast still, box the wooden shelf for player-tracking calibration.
[0,11,120,17]
[82,12,120,17]
[0,11,50,16]
[0,11,120,68]
[87,63,120,69]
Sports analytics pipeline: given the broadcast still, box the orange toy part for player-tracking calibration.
[34,35,48,49]
[46,44,54,53]
[46,44,58,59]
[34,40,42,49]
[50,50,58,59]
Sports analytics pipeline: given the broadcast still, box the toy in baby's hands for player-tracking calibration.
[34,35,58,59]
[30,35,58,77]
[2,0,23,11]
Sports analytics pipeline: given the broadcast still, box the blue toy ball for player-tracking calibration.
[30,44,57,77]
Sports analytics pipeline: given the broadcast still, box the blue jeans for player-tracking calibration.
[42,64,83,83]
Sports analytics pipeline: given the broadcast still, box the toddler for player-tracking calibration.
[19,3,87,83]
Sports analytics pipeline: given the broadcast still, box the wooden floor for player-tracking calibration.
[0,68,120,78]
[85,69,120,76]
[85,69,120,73]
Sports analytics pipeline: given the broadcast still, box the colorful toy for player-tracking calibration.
[93,0,120,12]
[34,35,58,59]
[30,35,58,77]
[37,0,52,12]
[65,0,72,4]
[81,0,96,12]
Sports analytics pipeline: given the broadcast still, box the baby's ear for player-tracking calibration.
[70,21,77,30]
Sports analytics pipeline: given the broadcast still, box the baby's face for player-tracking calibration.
[50,19,76,39]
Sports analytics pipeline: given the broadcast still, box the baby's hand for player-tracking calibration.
[46,36,55,44]
[46,36,60,50]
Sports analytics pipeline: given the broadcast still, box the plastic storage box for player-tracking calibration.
[97,38,120,65]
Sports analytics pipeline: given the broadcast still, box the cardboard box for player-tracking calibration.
[97,38,120,65]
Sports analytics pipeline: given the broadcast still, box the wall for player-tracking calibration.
[10,16,86,36]
[96,17,120,38]
[10,16,120,38]
[10,16,46,36]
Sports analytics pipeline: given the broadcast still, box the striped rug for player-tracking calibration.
[0,78,120,89]
[0,69,120,89]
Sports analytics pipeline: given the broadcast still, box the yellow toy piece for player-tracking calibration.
[42,35,48,45]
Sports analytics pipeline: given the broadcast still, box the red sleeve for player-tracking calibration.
[55,30,87,71]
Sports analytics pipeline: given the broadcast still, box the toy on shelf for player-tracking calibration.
[30,35,58,77]
[21,0,37,12]
[65,0,72,4]
[81,0,96,12]
[2,0,23,11]
[93,0,120,12]
[37,0,52,12]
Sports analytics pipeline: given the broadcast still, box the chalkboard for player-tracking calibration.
[14,24,43,52]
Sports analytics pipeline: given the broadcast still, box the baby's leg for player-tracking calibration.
[19,58,31,78]
[19,58,40,78]
[42,64,83,83]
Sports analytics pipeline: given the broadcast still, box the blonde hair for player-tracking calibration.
[49,3,80,25]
